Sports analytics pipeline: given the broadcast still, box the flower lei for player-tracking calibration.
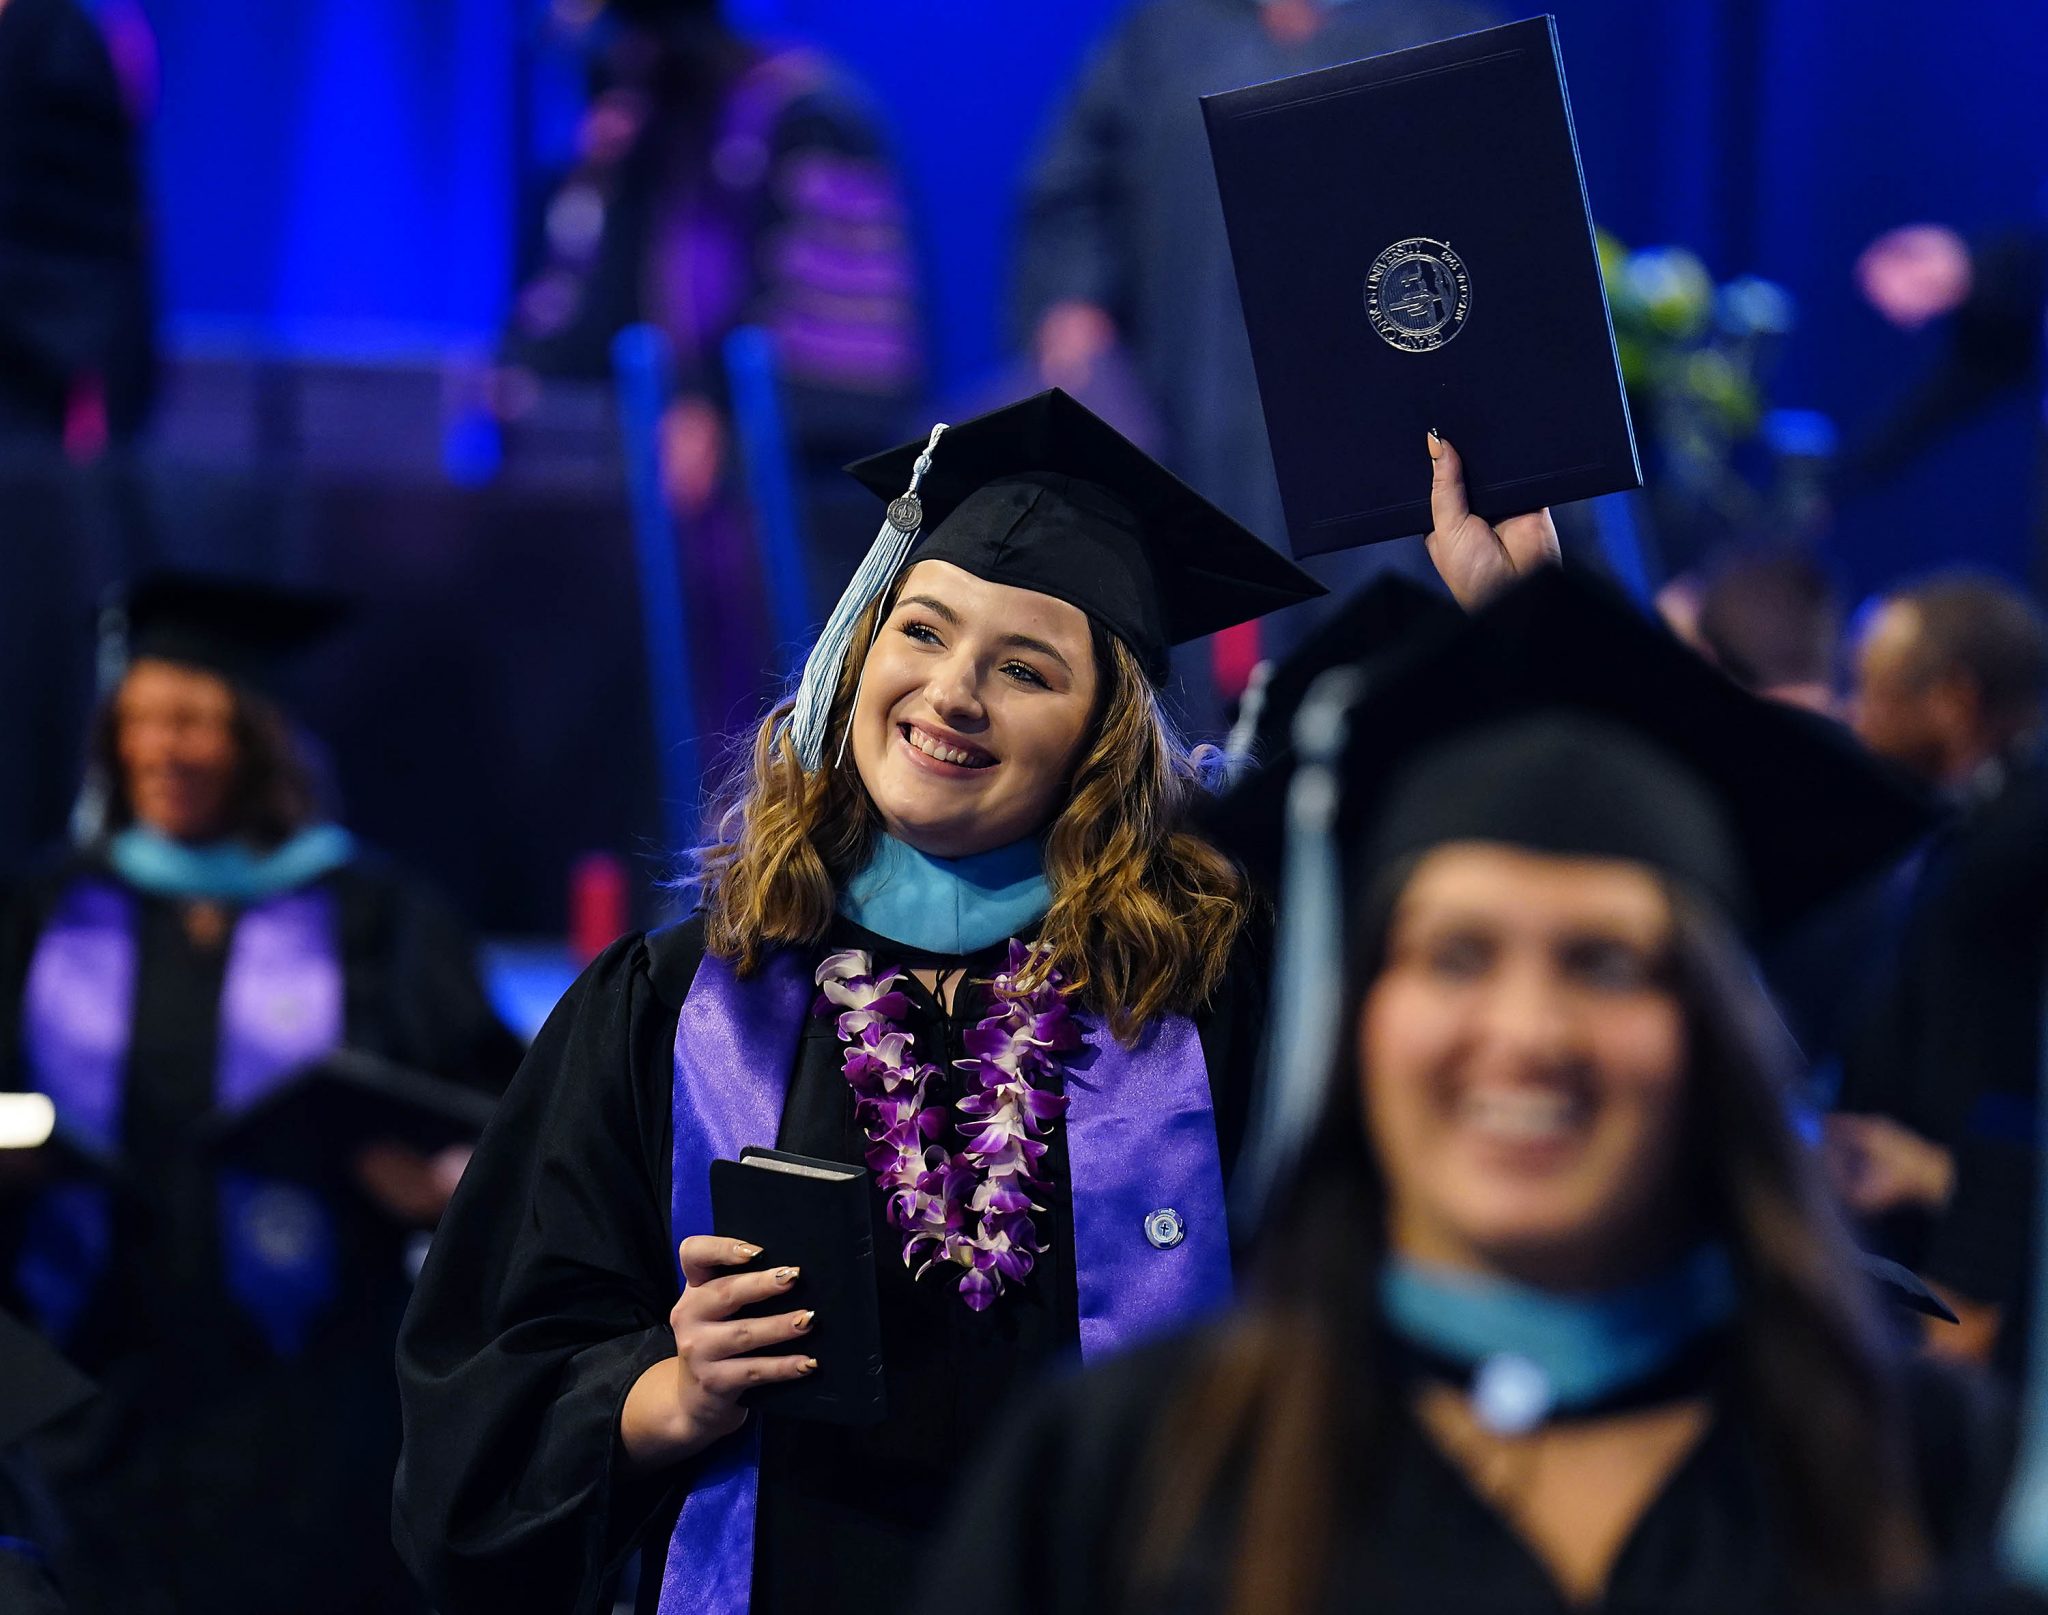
[815,939,1081,1311]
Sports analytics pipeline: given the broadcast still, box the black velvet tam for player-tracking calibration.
[115,572,351,694]
[1212,566,1935,938]
[843,389,1324,683]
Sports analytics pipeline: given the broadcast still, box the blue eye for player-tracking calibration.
[1003,662,1051,689]
[900,621,941,645]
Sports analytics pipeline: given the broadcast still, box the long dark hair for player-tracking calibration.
[1131,878,1931,1611]
[88,677,319,851]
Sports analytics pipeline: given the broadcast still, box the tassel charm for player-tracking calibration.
[886,494,923,535]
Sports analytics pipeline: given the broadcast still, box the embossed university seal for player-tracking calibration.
[1365,238,1471,353]
[886,493,924,535]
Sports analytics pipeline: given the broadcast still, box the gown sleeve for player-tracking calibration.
[0,1447,69,1615]
[392,931,695,1615]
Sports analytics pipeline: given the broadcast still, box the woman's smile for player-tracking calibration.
[897,720,998,772]
[851,560,1097,857]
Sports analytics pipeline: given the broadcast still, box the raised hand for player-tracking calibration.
[1424,430,1561,610]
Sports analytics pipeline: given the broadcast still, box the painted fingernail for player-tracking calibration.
[795,1310,815,1332]
[1427,427,1443,458]
[799,1358,818,1375]
[736,1242,762,1258]
[775,1266,799,1284]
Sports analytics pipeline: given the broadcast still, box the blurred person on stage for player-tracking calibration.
[1680,548,1911,1085]
[1854,218,2047,588]
[0,0,154,452]
[920,559,2004,1615]
[0,0,158,904]
[0,575,522,1615]
[505,0,923,731]
[1827,572,2048,1379]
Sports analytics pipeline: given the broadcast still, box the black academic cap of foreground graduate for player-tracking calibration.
[842,389,1326,685]
[0,1307,95,1450]
[1209,564,1934,939]
[110,572,352,694]
[203,1049,497,1185]
[1220,573,1463,798]
[1220,566,1937,1239]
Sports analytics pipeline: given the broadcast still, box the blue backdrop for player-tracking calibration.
[141,0,2047,594]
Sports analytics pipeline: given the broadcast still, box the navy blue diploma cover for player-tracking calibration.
[1202,15,1639,556]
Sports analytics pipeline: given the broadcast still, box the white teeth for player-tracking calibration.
[1460,1089,1579,1144]
[905,727,989,768]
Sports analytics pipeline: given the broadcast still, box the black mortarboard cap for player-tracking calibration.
[1213,565,1934,937]
[1215,573,1463,823]
[1225,565,1937,1235]
[0,1307,95,1449]
[112,573,351,694]
[843,390,1325,684]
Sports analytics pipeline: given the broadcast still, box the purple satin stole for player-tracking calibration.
[659,951,1231,1615]
[19,879,346,1353]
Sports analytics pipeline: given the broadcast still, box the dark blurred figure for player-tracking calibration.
[1673,548,1909,1079]
[0,0,157,897]
[1853,220,2047,591]
[0,577,523,1615]
[0,0,154,450]
[1827,572,2048,1380]
[1692,547,1844,716]
[505,0,922,730]
[1012,0,1495,709]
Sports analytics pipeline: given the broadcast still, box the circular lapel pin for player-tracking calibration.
[1143,1208,1185,1250]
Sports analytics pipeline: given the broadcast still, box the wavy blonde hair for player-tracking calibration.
[694,592,1252,1040]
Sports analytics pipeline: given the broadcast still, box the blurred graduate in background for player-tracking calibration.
[0,575,522,1615]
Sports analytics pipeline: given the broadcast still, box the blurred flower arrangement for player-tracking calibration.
[1598,232,1820,573]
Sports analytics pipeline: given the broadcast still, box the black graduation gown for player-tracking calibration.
[1839,749,2048,1379]
[919,1329,2009,1615]
[0,1447,69,1615]
[0,849,521,1615]
[393,914,1268,1615]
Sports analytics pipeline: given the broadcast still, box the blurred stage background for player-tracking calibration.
[12,0,2048,968]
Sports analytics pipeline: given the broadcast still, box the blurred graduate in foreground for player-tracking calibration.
[923,562,2007,1615]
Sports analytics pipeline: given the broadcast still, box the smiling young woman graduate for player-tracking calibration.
[919,568,2009,1615]
[391,389,1325,1615]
